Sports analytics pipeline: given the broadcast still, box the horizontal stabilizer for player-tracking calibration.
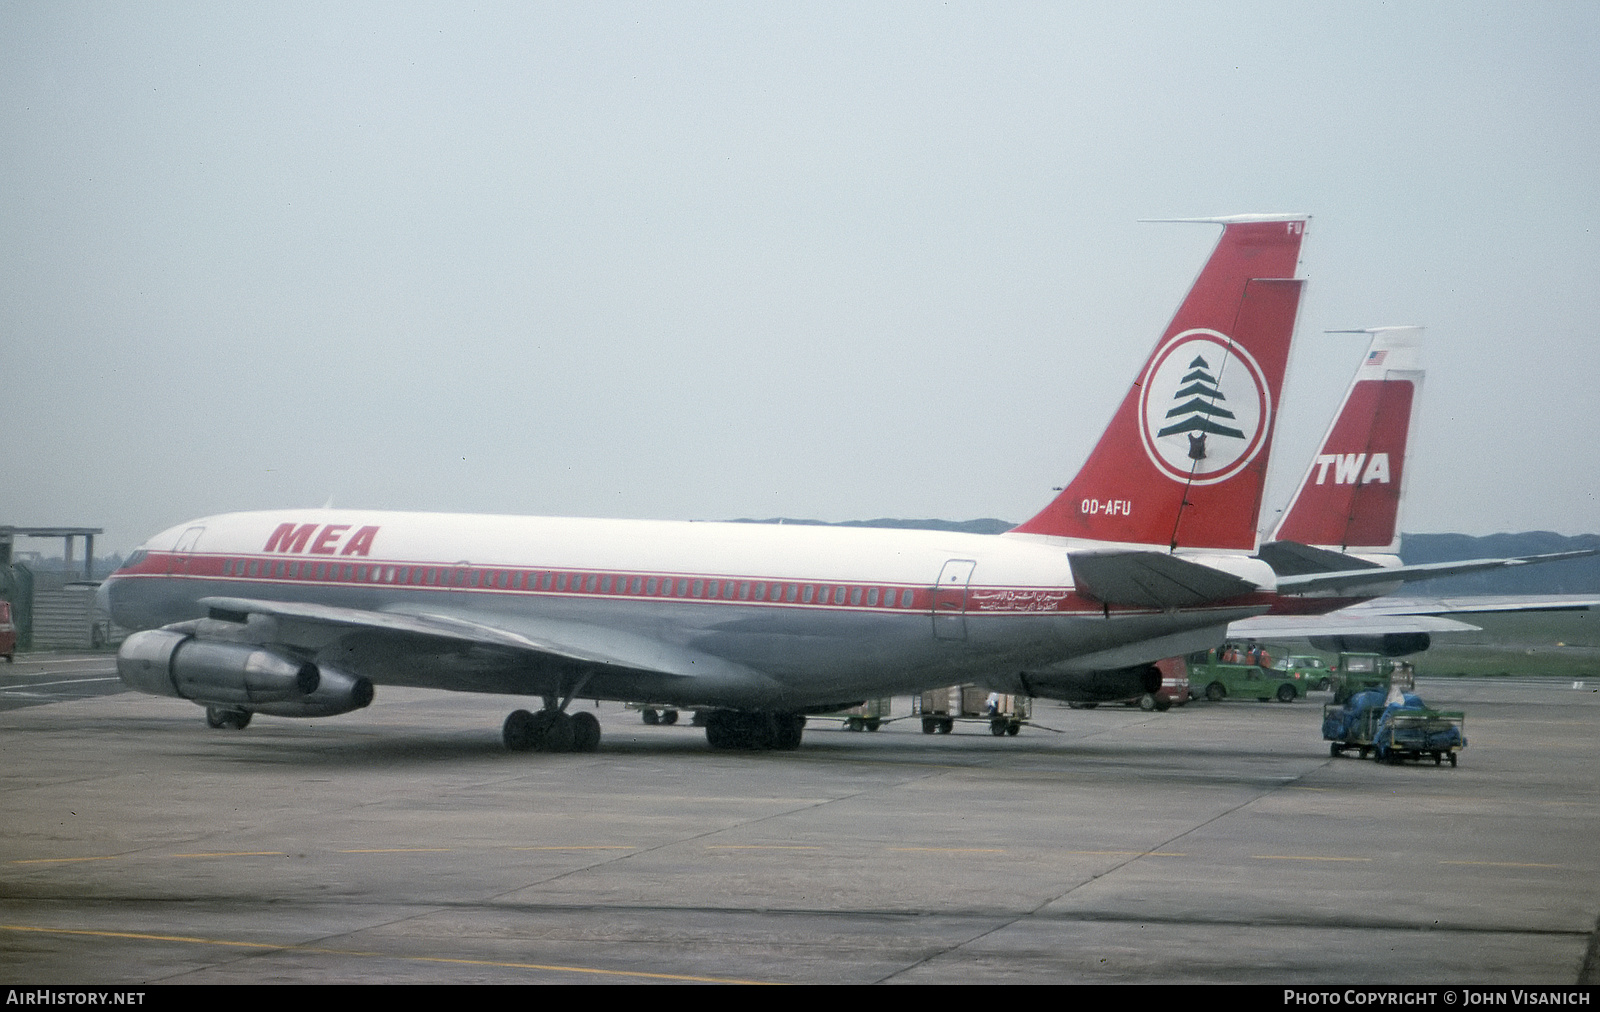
[1255,540,1383,577]
[1069,551,1258,609]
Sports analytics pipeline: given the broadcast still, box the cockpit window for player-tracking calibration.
[120,551,148,570]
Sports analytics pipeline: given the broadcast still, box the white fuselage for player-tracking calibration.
[103,509,1277,710]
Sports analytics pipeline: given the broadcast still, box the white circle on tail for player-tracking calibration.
[1137,329,1271,486]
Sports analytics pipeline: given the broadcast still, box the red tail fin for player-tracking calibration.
[1010,216,1307,550]
[1271,327,1424,553]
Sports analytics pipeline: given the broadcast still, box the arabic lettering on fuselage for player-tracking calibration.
[967,588,1073,612]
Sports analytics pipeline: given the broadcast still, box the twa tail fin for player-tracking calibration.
[1269,327,1425,554]
[1010,215,1308,550]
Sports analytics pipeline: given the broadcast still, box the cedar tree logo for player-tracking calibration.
[1138,329,1271,485]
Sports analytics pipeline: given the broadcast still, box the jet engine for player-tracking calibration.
[250,668,374,718]
[118,629,319,705]
[1308,633,1430,657]
[987,664,1162,703]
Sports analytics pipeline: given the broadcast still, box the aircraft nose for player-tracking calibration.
[95,577,115,620]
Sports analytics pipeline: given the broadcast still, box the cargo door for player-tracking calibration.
[932,559,976,641]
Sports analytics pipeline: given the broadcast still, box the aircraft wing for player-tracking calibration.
[195,595,777,706]
[1273,550,1598,596]
[1341,594,1600,616]
[1229,594,1597,641]
[203,595,628,665]
[1229,612,1480,639]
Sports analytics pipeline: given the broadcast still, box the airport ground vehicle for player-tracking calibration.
[1118,657,1189,710]
[1328,653,1414,703]
[841,698,891,732]
[1324,689,1466,766]
[0,601,15,661]
[1186,644,1308,702]
[1284,655,1331,690]
[915,686,1030,736]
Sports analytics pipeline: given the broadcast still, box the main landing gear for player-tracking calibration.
[505,676,604,753]
[704,711,805,750]
[503,708,601,752]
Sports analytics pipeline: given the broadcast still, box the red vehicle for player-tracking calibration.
[1121,657,1189,711]
[0,601,16,661]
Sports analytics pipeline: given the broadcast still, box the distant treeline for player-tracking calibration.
[733,520,1600,595]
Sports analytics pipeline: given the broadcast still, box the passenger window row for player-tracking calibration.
[213,556,921,608]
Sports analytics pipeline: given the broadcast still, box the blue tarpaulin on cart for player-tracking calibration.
[1322,688,1388,741]
[1374,693,1466,756]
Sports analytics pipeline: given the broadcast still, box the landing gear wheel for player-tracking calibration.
[1276,684,1297,703]
[205,706,251,730]
[1206,682,1226,702]
[503,709,537,751]
[772,713,805,750]
[641,708,660,725]
[848,717,864,732]
[661,709,679,725]
[505,709,579,752]
[866,719,880,732]
[571,711,601,752]
[536,710,575,753]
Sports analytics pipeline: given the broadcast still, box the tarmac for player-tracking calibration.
[2,654,1597,984]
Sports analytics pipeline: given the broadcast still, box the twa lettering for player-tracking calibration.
[263,523,380,556]
[1311,452,1391,486]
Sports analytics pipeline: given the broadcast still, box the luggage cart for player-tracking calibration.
[913,686,1031,736]
[840,697,892,732]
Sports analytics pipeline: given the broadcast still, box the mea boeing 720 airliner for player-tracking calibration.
[104,215,1312,753]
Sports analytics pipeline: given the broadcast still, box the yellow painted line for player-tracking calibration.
[706,845,821,851]
[339,848,453,854]
[509,846,636,851]
[11,856,123,865]
[1439,860,1564,869]
[1251,855,1373,862]
[890,847,1004,853]
[0,924,775,985]
[1057,850,1187,857]
[169,851,286,859]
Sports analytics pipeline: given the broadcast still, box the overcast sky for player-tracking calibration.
[3,2,1597,554]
